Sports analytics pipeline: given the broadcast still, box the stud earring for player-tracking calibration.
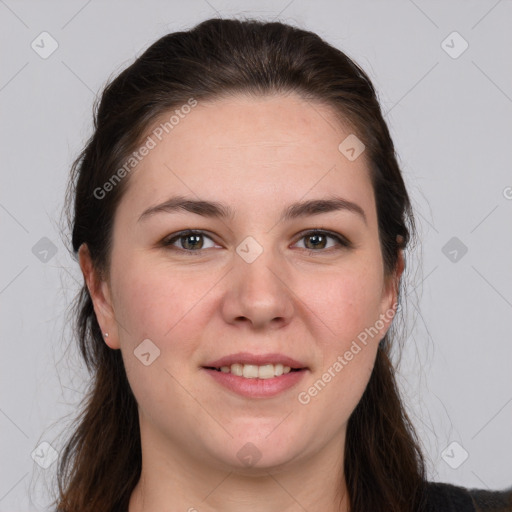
[104,332,109,338]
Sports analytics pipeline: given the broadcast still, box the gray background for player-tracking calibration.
[1,0,511,510]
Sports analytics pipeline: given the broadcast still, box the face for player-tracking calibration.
[82,93,401,474]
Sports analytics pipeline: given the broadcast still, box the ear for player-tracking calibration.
[378,245,405,337]
[78,243,120,349]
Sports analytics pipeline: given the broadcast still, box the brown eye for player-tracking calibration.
[304,233,328,250]
[294,230,351,253]
[162,230,216,253]
[179,233,204,250]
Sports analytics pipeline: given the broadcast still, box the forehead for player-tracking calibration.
[118,93,376,223]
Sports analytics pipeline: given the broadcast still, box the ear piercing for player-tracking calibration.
[104,332,109,338]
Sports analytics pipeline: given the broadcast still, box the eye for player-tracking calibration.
[162,230,217,253]
[293,230,351,253]
[161,228,351,255]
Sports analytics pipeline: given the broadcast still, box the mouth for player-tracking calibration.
[202,363,304,380]
[201,352,309,397]
[202,352,308,380]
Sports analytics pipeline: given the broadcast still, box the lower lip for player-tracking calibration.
[202,368,307,398]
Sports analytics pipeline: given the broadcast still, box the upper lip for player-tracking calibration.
[203,352,308,369]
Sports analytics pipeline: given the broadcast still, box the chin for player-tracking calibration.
[227,452,301,476]
[211,436,305,474]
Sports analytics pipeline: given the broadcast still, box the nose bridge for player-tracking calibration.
[223,236,294,328]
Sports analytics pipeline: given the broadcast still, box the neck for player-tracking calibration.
[128,424,350,512]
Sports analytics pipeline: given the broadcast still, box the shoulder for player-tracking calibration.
[424,481,512,512]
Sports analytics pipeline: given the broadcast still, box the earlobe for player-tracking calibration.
[78,243,120,349]
[393,248,405,301]
[388,248,405,310]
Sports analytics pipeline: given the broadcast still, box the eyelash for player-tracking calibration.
[161,229,351,256]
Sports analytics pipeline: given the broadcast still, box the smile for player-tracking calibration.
[206,363,300,379]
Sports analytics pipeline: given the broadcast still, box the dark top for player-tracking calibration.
[115,481,512,511]
[425,481,512,511]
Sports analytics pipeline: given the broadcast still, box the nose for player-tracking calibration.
[220,246,295,331]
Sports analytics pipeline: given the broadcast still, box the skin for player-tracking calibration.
[79,92,404,512]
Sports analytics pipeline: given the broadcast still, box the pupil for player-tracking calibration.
[307,234,325,250]
[183,234,202,250]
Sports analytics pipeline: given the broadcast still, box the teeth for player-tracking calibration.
[216,363,294,379]
[243,364,259,379]
[231,363,243,377]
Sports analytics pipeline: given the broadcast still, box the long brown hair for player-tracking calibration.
[56,17,427,512]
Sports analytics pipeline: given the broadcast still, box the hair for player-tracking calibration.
[56,17,428,512]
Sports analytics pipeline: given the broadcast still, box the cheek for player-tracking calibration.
[297,258,385,413]
[110,258,207,415]
[109,256,217,409]
[296,269,381,437]
[302,261,385,347]
[111,256,210,343]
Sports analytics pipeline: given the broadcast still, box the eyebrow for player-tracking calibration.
[138,194,367,225]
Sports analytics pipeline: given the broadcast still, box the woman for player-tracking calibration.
[56,17,511,512]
